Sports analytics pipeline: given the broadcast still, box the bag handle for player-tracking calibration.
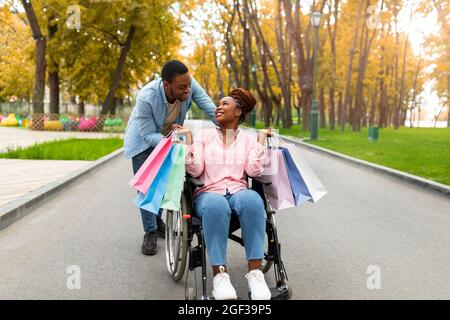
[165,130,181,142]
[267,132,282,149]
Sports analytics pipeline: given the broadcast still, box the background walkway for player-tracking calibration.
[0,127,122,153]
[0,159,89,207]
[0,127,123,208]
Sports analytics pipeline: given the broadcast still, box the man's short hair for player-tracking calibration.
[161,60,189,83]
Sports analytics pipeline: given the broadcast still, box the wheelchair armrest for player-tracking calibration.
[186,175,204,187]
[248,176,272,186]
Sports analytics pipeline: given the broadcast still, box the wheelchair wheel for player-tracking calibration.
[164,192,189,282]
[261,213,276,273]
[286,281,293,299]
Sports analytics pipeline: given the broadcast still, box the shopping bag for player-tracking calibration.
[129,132,174,194]
[261,145,280,176]
[281,147,313,205]
[134,144,176,214]
[282,143,327,203]
[261,148,296,210]
[161,144,186,211]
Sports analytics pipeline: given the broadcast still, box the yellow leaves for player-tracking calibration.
[0,7,34,101]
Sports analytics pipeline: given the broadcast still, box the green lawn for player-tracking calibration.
[0,138,123,161]
[252,122,450,186]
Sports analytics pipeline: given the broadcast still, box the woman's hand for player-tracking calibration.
[257,128,273,145]
[173,125,193,145]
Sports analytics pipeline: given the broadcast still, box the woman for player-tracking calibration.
[175,88,273,300]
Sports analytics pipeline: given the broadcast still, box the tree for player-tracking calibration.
[326,0,339,130]
[59,0,179,114]
[0,6,34,102]
[21,0,46,129]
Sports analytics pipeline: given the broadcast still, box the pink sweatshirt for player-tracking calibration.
[185,128,265,197]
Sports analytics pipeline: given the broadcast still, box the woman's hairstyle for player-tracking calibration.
[229,88,257,124]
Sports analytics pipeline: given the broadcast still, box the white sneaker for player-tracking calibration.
[245,269,272,300]
[212,266,237,300]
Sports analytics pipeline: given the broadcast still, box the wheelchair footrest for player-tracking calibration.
[188,246,203,271]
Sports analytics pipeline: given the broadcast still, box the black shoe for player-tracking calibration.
[142,232,157,255]
[157,219,166,239]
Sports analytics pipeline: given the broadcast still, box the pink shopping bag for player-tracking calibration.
[261,148,296,210]
[129,132,175,194]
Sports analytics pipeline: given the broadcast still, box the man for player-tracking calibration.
[124,60,217,255]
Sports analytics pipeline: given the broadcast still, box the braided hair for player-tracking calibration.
[229,88,257,124]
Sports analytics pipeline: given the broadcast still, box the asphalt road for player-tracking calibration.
[0,125,449,299]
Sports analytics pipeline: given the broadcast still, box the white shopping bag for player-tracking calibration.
[282,141,327,203]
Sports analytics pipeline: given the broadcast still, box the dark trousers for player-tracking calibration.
[132,146,162,233]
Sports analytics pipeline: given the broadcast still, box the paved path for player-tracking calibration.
[0,122,449,299]
[0,127,123,152]
[0,159,90,207]
[0,126,123,208]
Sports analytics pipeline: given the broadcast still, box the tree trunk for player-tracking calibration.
[211,42,224,99]
[448,75,450,128]
[353,0,368,131]
[275,0,292,128]
[262,80,272,127]
[329,87,335,130]
[327,0,339,131]
[236,0,250,90]
[282,0,310,130]
[417,100,421,127]
[397,5,413,129]
[22,0,46,130]
[354,0,378,131]
[362,99,367,127]
[392,4,401,128]
[48,70,59,119]
[319,87,326,128]
[225,8,241,88]
[101,25,136,115]
[337,92,343,126]
[48,16,59,118]
[78,99,85,115]
[245,0,281,125]
[111,97,117,116]
[369,88,377,126]
[377,7,388,128]
[410,52,423,126]
[342,0,364,131]
[245,0,287,127]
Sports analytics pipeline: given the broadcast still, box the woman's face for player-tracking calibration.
[215,96,242,125]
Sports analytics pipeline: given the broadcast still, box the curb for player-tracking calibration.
[281,135,450,197]
[0,147,124,232]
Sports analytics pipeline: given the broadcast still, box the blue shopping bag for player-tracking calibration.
[134,144,176,214]
[281,147,312,206]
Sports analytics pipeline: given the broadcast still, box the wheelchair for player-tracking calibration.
[163,174,292,300]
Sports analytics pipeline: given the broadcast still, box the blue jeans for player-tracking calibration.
[132,146,162,233]
[194,189,266,266]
